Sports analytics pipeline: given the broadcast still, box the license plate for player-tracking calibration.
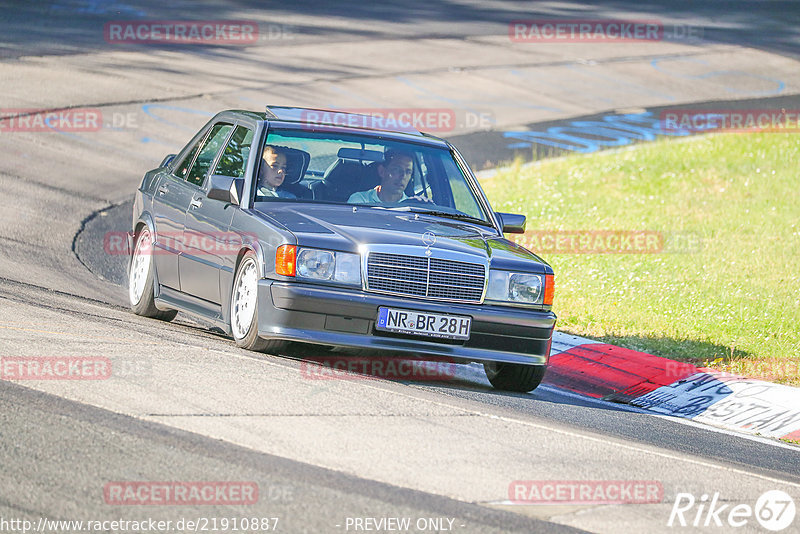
[376,307,471,340]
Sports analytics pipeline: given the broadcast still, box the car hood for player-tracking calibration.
[254,203,551,273]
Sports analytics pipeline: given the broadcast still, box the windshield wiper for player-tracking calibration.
[400,207,493,227]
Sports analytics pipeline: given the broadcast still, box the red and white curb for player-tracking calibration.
[546,332,800,441]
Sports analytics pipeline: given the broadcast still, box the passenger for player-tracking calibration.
[347,149,430,204]
[258,145,296,199]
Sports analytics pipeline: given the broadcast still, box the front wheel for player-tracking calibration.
[484,362,546,392]
[129,227,177,321]
[230,252,286,353]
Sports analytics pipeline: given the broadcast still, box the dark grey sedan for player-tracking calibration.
[128,106,556,392]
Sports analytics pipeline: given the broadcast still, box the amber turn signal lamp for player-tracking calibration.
[543,274,554,306]
[276,245,296,276]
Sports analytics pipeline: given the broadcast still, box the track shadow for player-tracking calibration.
[581,332,755,368]
[3,1,798,60]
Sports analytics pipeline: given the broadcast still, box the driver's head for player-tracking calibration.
[260,145,288,189]
[378,149,414,197]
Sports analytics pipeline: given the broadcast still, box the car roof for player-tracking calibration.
[263,105,449,142]
[265,105,421,135]
[213,108,449,146]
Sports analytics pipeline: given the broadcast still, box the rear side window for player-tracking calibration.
[214,125,254,178]
[185,123,233,186]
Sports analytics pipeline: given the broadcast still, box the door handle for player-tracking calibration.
[157,185,169,195]
[189,197,203,209]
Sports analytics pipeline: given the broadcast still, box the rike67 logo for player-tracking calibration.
[669,490,795,531]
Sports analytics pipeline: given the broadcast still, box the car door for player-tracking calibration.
[178,122,243,304]
[151,129,209,290]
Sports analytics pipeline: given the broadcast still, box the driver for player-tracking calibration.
[348,149,428,204]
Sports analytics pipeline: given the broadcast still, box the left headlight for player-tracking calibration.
[486,270,553,306]
[295,247,361,286]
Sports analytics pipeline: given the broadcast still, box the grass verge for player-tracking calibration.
[480,133,800,384]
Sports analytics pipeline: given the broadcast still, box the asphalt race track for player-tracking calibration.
[2,2,800,533]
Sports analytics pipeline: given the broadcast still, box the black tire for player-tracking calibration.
[484,362,546,392]
[128,227,177,321]
[230,251,287,353]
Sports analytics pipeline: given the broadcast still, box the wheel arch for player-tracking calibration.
[132,213,156,245]
[222,240,267,332]
[130,212,160,297]
[236,236,268,278]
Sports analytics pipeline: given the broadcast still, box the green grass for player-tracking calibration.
[480,133,800,384]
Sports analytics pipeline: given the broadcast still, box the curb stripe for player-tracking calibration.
[546,343,698,399]
[544,336,800,441]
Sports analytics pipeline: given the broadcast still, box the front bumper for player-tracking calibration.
[257,281,556,365]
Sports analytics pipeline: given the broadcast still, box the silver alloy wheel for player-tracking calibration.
[231,258,259,339]
[129,229,152,306]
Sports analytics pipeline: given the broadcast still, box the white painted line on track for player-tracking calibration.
[539,385,800,453]
[201,346,800,489]
[460,361,800,452]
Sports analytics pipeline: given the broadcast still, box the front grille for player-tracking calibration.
[366,252,485,303]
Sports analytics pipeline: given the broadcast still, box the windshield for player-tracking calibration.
[254,128,492,224]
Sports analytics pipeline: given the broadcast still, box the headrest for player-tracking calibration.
[324,160,367,187]
[265,145,310,185]
[363,161,382,189]
[337,147,384,162]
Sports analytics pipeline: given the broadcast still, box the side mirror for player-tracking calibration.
[496,212,526,234]
[160,154,177,168]
[207,175,244,205]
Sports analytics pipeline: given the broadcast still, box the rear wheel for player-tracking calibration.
[230,252,286,353]
[129,227,177,321]
[484,362,546,392]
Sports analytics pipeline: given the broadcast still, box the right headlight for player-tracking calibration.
[297,249,335,280]
[486,270,553,306]
[293,247,361,286]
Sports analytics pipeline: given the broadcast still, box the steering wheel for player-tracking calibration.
[399,196,434,206]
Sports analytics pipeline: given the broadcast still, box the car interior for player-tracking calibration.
[255,142,432,205]
[310,159,382,202]
[260,146,389,203]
